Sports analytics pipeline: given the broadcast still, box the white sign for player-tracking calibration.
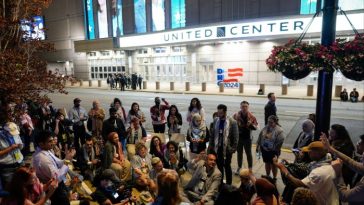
[118,13,364,48]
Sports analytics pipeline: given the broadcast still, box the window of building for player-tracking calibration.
[134,0,147,33]
[154,47,166,53]
[100,51,110,56]
[87,52,97,57]
[171,0,186,29]
[300,0,364,15]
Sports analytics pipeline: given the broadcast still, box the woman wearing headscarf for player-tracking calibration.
[186,114,209,160]
[293,119,315,149]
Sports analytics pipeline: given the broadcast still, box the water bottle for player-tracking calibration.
[256,151,261,160]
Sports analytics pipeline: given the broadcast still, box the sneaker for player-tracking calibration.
[235,167,241,175]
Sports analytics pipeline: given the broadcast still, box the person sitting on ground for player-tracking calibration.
[238,169,256,204]
[79,136,100,181]
[102,132,131,182]
[126,116,147,159]
[131,169,157,205]
[291,187,318,205]
[252,178,279,205]
[184,151,222,205]
[149,136,167,167]
[215,184,244,205]
[2,166,58,205]
[149,157,166,182]
[340,88,349,102]
[52,109,73,157]
[152,170,189,205]
[321,133,364,205]
[32,130,71,205]
[293,119,315,150]
[350,88,359,102]
[91,169,133,205]
[131,142,153,175]
[164,141,180,170]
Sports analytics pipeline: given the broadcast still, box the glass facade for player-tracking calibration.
[85,0,95,39]
[171,0,186,29]
[134,0,147,33]
[152,0,165,31]
[112,0,124,37]
[301,0,364,15]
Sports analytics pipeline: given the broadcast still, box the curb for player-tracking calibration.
[65,85,342,101]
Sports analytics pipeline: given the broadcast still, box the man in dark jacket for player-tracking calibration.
[102,107,126,143]
[264,92,277,125]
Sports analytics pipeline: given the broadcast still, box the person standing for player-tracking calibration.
[102,107,126,148]
[233,101,258,174]
[68,98,88,149]
[167,105,183,136]
[32,130,70,205]
[150,97,170,133]
[88,100,105,155]
[0,122,24,189]
[208,104,238,185]
[187,114,208,160]
[256,115,285,181]
[186,98,206,125]
[120,73,126,91]
[138,74,143,90]
[264,92,277,125]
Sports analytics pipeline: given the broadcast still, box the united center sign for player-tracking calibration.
[118,13,364,48]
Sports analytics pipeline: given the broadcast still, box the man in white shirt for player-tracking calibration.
[273,141,339,205]
[33,130,70,205]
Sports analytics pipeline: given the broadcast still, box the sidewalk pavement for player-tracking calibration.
[66,80,364,101]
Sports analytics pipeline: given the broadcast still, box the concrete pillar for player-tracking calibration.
[80,80,83,86]
[98,80,102,87]
[239,83,244,93]
[185,82,190,91]
[202,82,206,92]
[334,85,342,97]
[88,80,92,87]
[143,81,147,89]
[156,81,160,90]
[170,82,174,91]
[307,85,314,96]
[260,84,265,94]
[282,85,288,95]
[219,83,224,93]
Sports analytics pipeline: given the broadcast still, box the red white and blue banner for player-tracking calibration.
[217,68,243,88]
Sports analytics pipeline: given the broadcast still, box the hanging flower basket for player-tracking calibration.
[330,35,364,81]
[266,41,319,80]
[281,66,311,80]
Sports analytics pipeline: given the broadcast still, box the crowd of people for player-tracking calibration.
[0,92,363,205]
[107,73,143,91]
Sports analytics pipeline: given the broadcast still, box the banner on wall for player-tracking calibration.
[217,68,243,88]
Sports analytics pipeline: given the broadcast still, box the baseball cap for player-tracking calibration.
[300,146,309,153]
[4,122,20,136]
[308,141,325,151]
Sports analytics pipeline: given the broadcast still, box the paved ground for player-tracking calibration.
[47,85,363,193]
